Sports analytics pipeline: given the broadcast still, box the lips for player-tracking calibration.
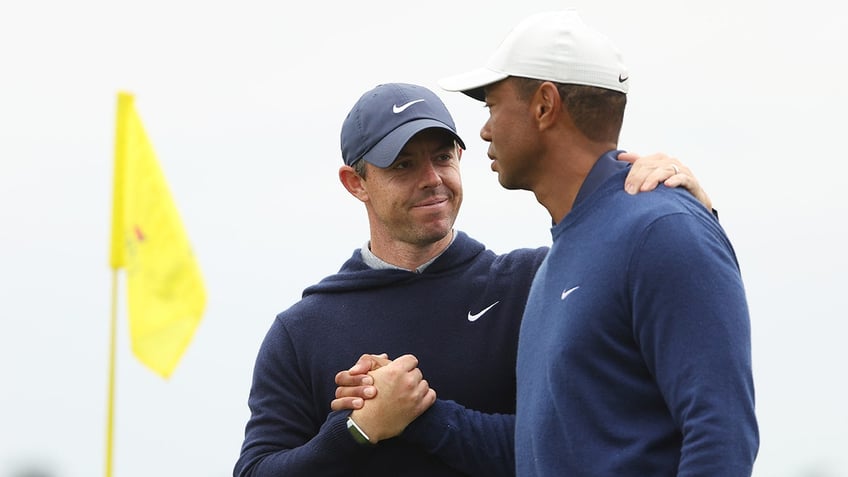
[414,196,449,208]
[487,150,498,171]
[487,155,498,172]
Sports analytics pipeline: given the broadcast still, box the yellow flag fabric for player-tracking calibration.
[109,92,206,379]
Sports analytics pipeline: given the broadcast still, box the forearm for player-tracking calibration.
[674,361,758,475]
[401,399,516,477]
[235,321,376,476]
[235,411,373,477]
[673,310,758,475]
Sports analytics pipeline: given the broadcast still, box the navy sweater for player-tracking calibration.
[235,231,547,476]
[516,153,759,476]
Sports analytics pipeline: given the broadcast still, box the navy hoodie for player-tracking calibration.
[235,231,547,477]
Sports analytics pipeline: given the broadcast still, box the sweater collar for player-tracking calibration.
[360,230,458,273]
[572,149,628,210]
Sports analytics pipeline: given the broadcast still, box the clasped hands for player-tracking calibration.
[332,353,437,444]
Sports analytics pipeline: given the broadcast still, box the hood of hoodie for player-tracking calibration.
[301,231,486,298]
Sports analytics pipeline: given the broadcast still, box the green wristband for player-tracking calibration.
[346,416,374,446]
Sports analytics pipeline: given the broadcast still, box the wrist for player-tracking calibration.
[346,415,375,446]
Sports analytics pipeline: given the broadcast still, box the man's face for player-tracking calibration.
[480,78,543,191]
[360,128,463,247]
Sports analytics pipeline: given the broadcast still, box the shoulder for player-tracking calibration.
[456,230,548,274]
[494,246,549,274]
[605,184,718,230]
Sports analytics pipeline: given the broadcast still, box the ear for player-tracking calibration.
[534,82,561,130]
[339,165,369,202]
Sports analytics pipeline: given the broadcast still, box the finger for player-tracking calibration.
[392,354,420,372]
[347,357,372,376]
[639,166,676,192]
[664,175,713,210]
[414,383,437,414]
[335,384,377,400]
[335,370,375,387]
[424,388,437,408]
[626,167,660,195]
[369,353,390,364]
[418,379,431,398]
[330,396,364,412]
[642,161,690,191]
[616,151,640,164]
[663,173,686,189]
[348,353,391,375]
[623,157,656,194]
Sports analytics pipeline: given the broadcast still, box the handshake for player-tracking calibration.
[331,354,437,444]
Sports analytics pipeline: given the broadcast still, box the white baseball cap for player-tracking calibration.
[439,10,629,101]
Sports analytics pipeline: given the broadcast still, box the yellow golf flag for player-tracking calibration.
[109,92,206,379]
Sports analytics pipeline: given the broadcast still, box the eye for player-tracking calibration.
[392,160,411,170]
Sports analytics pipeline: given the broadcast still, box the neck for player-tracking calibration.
[368,230,454,271]
[533,141,615,224]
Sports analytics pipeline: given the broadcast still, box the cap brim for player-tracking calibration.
[362,119,465,168]
[438,68,509,102]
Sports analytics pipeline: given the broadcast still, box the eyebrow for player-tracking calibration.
[438,139,458,150]
[397,139,457,158]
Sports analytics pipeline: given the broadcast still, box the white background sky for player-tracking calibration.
[1,1,846,476]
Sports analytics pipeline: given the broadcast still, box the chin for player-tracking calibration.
[418,222,454,243]
[496,173,527,191]
[497,175,516,190]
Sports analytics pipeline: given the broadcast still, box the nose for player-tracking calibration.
[419,160,443,188]
[480,118,492,143]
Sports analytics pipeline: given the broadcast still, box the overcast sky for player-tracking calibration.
[1,1,846,476]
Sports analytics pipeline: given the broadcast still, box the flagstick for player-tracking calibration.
[105,269,119,477]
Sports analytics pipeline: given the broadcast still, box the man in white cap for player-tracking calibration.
[438,10,759,476]
[235,81,715,477]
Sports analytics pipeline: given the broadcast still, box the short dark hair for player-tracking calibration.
[514,77,626,144]
[352,158,368,178]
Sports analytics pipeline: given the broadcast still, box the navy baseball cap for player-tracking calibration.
[340,83,466,167]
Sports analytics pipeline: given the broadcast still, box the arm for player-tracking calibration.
[333,356,516,477]
[401,399,516,477]
[618,151,714,211]
[234,320,375,477]
[633,213,758,474]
